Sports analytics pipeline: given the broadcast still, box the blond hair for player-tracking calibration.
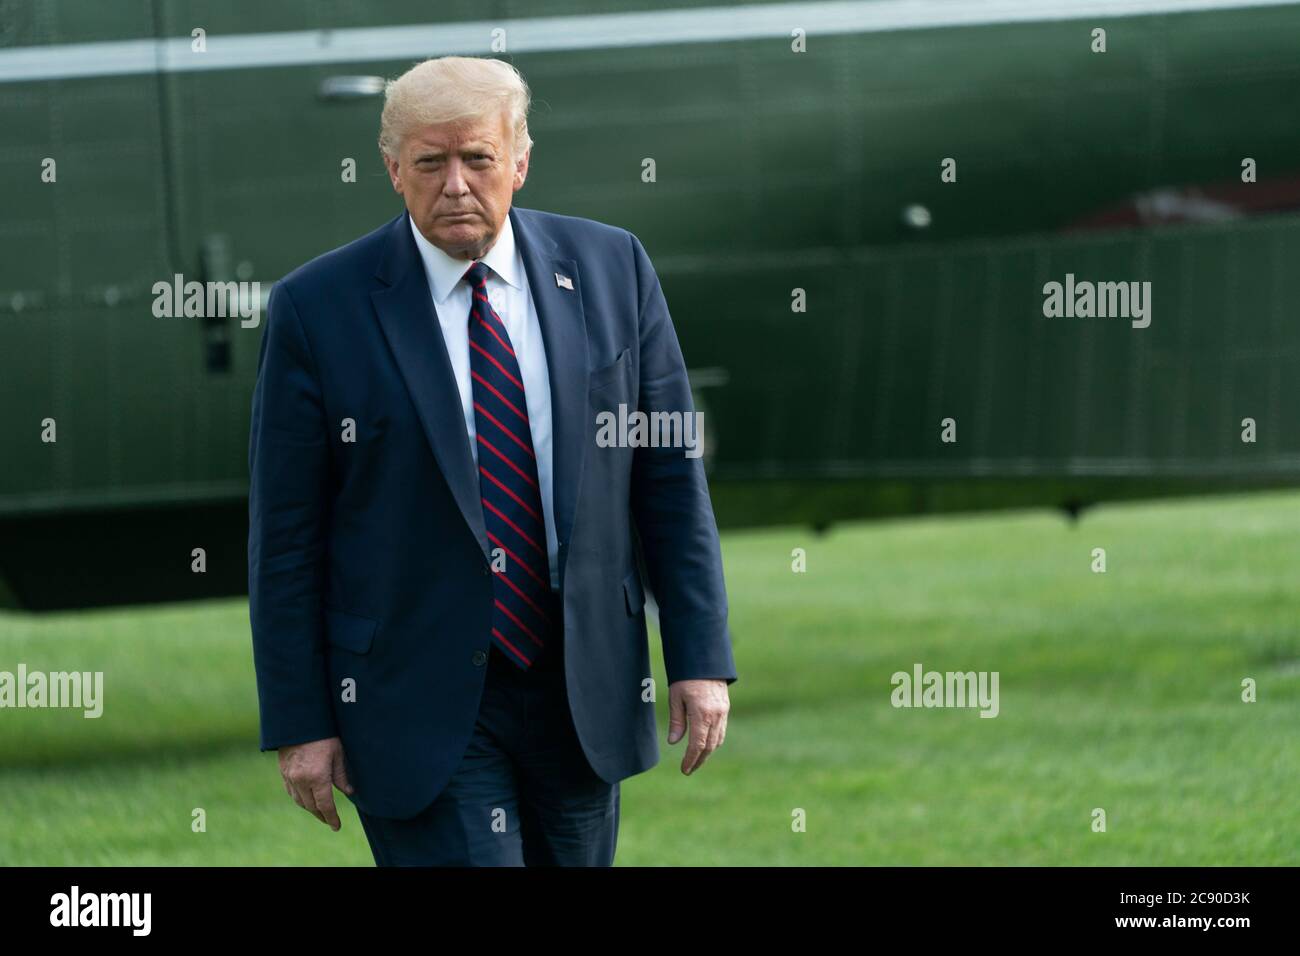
[378,56,533,162]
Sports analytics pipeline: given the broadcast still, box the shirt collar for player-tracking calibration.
[407,208,522,305]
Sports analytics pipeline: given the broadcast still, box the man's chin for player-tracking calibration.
[433,226,486,255]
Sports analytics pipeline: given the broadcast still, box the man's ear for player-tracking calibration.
[513,148,530,192]
[383,152,402,194]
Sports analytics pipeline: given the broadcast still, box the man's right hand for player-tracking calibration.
[278,736,354,831]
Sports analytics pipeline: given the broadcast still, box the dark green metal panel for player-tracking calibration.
[1,1,1298,606]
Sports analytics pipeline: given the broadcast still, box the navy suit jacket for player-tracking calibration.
[248,205,737,819]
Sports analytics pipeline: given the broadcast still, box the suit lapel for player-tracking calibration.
[510,205,589,583]
[370,212,490,562]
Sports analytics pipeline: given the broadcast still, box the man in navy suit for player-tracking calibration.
[248,55,737,865]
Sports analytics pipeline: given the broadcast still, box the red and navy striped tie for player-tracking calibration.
[464,260,554,669]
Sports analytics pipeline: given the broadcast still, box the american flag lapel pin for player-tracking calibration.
[555,273,574,291]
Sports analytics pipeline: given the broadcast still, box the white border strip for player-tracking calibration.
[0,0,1296,83]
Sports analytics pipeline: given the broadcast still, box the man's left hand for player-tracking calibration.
[666,679,730,775]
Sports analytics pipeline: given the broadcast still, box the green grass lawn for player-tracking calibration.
[2,489,1297,865]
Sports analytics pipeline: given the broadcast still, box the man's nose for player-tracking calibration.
[443,159,469,195]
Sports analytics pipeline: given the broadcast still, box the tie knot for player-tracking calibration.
[463,261,490,288]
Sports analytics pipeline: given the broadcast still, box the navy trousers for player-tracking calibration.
[354,600,620,866]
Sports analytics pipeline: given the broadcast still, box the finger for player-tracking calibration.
[313,783,342,830]
[333,750,355,796]
[697,715,726,772]
[689,718,721,774]
[667,692,687,745]
[682,716,711,775]
[289,781,321,825]
[293,780,328,826]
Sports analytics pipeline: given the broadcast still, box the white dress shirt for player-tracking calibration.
[407,211,559,591]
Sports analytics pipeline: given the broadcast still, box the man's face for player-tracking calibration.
[384,111,528,261]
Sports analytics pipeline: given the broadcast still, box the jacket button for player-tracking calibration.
[472,650,487,666]
[482,565,490,576]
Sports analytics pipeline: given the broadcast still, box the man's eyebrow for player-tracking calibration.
[413,144,496,160]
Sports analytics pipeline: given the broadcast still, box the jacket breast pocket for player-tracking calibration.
[623,569,646,616]
[588,347,631,392]
[323,607,378,654]
[346,416,389,443]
